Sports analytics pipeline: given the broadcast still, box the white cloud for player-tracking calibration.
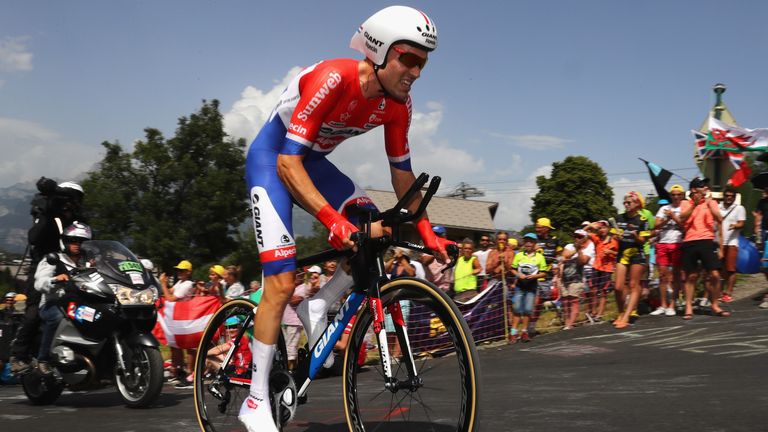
[223,67,301,141]
[0,36,33,72]
[485,165,552,230]
[0,118,95,186]
[486,131,570,150]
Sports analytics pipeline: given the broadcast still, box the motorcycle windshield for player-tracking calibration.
[80,240,151,287]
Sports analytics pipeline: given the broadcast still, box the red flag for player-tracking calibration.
[155,296,222,349]
[728,159,752,188]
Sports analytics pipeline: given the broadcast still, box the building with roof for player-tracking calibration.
[365,189,499,242]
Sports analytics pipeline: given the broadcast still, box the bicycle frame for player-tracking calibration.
[214,173,450,402]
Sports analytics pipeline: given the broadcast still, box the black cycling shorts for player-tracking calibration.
[681,239,721,273]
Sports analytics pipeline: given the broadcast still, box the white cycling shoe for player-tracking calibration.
[239,395,279,432]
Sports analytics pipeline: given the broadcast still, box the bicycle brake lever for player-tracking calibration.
[441,243,459,273]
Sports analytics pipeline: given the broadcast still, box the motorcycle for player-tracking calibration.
[21,240,164,408]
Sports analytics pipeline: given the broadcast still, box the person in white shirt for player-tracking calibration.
[651,185,686,316]
[473,234,491,289]
[717,187,746,303]
[159,260,196,388]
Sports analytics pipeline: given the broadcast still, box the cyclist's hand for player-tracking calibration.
[328,219,358,250]
[416,219,453,263]
[316,204,358,250]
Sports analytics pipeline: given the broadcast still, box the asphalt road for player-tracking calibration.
[1,295,767,432]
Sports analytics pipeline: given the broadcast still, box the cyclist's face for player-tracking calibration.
[379,43,427,103]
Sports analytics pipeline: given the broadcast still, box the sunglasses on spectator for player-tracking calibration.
[392,47,428,70]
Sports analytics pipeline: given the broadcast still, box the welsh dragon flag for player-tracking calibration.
[153,296,222,349]
[704,117,768,154]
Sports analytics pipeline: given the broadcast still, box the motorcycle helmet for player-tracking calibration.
[62,222,93,244]
[350,6,437,69]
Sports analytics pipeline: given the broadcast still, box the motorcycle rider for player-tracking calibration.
[33,222,92,374]
[10,178,85,374]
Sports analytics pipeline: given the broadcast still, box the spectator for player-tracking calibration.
[249,280,264,305]
[422,226,454,295]
[751,188,768,308]
[612,191,651,329]
[224,265,246,300]
[205,316,252,377]
[320,260,337,285]
[679,177,730,319]
[508,237,518,253]
[509,233,548,343]
[486,231,515,286]
[453,239,481,302]
[529,217,561,335]
[283,267,320,371]
[560,230,590,330]
[586,220,618,322]
[0,292,17,322]
[385,248,416,279]
[473,234,492,290]
[200,265,226,298]
[651,185,686,316]
[717,186,746,303]
[576,227,596,322]
[159,260,196,388]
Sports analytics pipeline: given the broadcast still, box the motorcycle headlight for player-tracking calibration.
[109,284,157,305]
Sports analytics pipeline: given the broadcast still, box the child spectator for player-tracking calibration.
[509,233,548,343]
[560,230,591,329]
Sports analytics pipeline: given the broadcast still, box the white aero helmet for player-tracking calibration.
[350,5,437,68]
[63,222,92,243]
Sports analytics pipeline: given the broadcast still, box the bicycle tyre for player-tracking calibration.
[342,277,480,432]
[193,298,290,432]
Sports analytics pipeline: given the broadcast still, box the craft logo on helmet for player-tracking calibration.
[296,72,342,121]
[251,191,264,247]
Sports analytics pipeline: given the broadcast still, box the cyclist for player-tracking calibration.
[240,6,449,431]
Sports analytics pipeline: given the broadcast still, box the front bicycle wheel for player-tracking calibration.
[343,278,480,432]
[193,299,291,432]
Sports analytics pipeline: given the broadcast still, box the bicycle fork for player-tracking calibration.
[370,293,421,392]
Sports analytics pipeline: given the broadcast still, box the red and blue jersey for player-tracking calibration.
[257,58,412,171]
[246,58,412,276]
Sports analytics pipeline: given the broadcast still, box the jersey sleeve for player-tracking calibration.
[383,96,412,171]
[281,66,346,156]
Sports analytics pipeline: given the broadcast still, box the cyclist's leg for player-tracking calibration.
[297,157,376,351]
[241,151,298,432]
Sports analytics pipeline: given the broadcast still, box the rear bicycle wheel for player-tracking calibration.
[193,299,292,432]
[342,278,480,432]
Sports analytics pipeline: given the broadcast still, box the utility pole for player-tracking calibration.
[446,182,485,199]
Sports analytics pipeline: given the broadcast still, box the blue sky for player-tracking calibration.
[2,1,767,229]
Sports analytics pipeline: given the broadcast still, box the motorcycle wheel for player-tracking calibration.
[115,346,164,408]
[21,369,64,405]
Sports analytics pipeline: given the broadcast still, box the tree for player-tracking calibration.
[82,100,248,271]
[530,156,616,233]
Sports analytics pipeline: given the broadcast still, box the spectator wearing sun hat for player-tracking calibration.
[160,260,195,302]
[197,265,226,298]
[529,217,561,336]
[158,260,196,387]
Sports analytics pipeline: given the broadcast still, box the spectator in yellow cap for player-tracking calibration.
[199,265,226,298]
[160,260,195,302]
[158,259,196,387]
[508,237,518,251]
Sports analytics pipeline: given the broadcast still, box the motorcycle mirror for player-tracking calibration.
[45,252,59,265]
[140,259,154,271]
